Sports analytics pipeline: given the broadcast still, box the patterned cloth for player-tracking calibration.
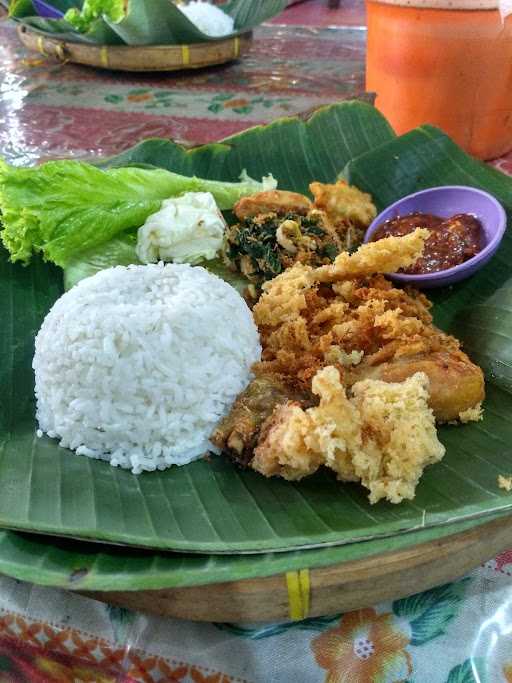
[0,20,365,164]
[1,557,512,683]
[1,6,512,682]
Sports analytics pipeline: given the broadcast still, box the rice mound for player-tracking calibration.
[33,263,261,474]
[179,1,235,37]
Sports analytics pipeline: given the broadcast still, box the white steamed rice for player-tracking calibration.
[33,263,261,474]
[178,1,235,37]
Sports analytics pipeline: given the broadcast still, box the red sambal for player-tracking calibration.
[371,212,483,274]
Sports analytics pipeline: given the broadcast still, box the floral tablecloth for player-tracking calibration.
[1,10,512,683]
[0,20,365,163]
[1,558,512,683]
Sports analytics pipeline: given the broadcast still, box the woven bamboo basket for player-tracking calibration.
[17,24,253,71]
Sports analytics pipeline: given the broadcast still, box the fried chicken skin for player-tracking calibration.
[309,180,377,248]
[253,229,484,421]
[252,367,445,504]
[210,373,312,467]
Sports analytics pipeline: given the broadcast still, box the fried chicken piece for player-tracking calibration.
[234,190,312,221]
[210,373,312,467]
[214,230,483,500]
[252,229,485,422]
[252,366,361,482]
[252,401,326,481]
[310,180,377,248]
[349,349,485,423]
[253,367,445,503]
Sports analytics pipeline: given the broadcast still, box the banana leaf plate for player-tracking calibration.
[2,102,512,555]
[4,0,287,45]
[4,0,287,71]
[16,24,253,72]
[0,512,510,622]
[0,517,496,592]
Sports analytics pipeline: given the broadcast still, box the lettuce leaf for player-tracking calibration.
[64,0,125,32]
[63,232,140,290]
[0,159,270,267]
[202,257,249,295]
[63,236,249,296]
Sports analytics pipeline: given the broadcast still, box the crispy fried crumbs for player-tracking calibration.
[253,367,445,504]
[498,475,512,492]
[458,404,483,423]
[214,230,486,505]
[252,229,484,423]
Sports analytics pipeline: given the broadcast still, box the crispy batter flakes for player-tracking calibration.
[310,180,377,230]
[253,229,484,422]
[253,367,445,504]
[214,230,485,504]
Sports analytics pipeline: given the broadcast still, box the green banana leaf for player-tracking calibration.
[6,0,125,44]
[96,101,393,194]
[452,282,512,395]
[2,101,512,554]
[6,0,288,46]
[0,512,506,591]
[63,238,248,293]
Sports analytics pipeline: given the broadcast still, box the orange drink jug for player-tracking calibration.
[366,0,512,159]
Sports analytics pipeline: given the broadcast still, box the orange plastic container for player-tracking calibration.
[366,0,512,159]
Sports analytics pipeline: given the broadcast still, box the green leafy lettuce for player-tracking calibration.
[63,232,139,290]
[0,159,271,267]
[62,233,250,294]
[63,236,249,293]
[64,0,125,32]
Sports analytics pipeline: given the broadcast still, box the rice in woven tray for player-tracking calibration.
[33,263,261,474]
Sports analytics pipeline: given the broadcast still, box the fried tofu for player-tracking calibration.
[233,190,312,221]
